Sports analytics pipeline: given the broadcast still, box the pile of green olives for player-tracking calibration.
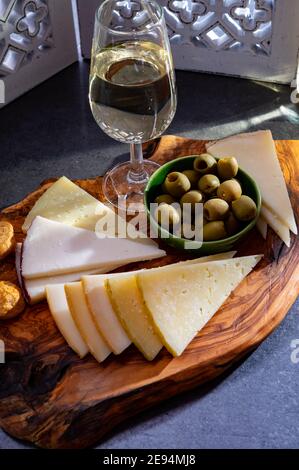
[154,154,258,242]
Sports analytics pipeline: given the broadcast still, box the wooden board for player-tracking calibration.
[0,136,298,449]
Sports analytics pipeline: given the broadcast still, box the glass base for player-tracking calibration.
[103,160,160,213]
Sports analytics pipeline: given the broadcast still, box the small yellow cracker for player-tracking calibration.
[0,281,25,320]
[0,221,15,260]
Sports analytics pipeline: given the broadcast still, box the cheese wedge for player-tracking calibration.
[22,216,166,279]
[46,284,88,358]
[22,176,116,233]
[107,275,163,361]
[260,205,290,247]
[65,282,111,363]
[83,252,236,355]
[137,255,262,357]
[256,216,267,240]
[206,131,297,237]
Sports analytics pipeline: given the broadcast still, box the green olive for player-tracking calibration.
[225,212,240,236]
[193,154,217,175]
[162,172,191,198]
[182,170,199,188]
[180,190,203,212]
[217,157,239,179]
[232,195,257,221]
[217,179,242,203]
[203,221,227,241]
[155,194,176,205]
[203,198,230,221]
[154,203,181,227]
[198,174,220,194]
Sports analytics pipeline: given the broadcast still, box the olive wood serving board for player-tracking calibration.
[0,136,298,449]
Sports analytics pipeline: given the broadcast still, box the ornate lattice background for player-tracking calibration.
[163,0,274,56]
[0,0,54,77]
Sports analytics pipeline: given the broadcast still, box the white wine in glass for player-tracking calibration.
[89,0,177,211]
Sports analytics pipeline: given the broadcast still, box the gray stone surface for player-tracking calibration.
[0,61,298,449]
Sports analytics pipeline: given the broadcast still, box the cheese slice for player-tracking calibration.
[206,131,297,237]
[22,216,166,279]
[83,252,236,355]
[256,216,268,240]
[22,176,116,233]
[46,284,89,358]
[65,282,111,363]
[16,242,124,304]
[137,255,262,357]
[260,205,290,247]
[107,275,163,361]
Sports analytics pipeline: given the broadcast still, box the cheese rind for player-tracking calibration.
[65,282,111,363]
[137,255,262,357]
[46,284,88,358]
[22,216,166,279]
[207,131,297,237]
[22,176,116,233]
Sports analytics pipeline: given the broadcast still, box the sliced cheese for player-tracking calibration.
[137,255,262,357]
[207,131,297,237]
[65,282,111,363]
[107,275,163,361]
[22,176,116,233]
[22,216,166,279]
[256,216,268,240]
[83,251,237,357]
[260,205,290,247]
[83,274,131,355]
[46,284,88,358]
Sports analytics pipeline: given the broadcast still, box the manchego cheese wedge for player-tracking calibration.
[65,282,111,363]
[22,216,166,279]
[22,176,116,233]
[206,131,297,239]
[103,252,237,360]
[106,275,163,361]
[46,284,89,358]
[137,255,263,357]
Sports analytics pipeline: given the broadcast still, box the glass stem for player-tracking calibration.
[128,143,147,183]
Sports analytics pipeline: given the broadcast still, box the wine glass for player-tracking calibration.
[89,0,177,212]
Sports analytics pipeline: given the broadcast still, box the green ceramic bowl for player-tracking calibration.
[144,155,261,255]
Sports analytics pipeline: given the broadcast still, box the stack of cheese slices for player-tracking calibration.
[46,252,262,361]
[17,177,166,304]
[207,130,297,246]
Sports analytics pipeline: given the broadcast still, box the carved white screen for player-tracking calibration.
[77,0,299,84]
[0,0,78,107]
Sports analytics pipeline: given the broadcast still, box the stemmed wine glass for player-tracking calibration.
[89,0,177,212]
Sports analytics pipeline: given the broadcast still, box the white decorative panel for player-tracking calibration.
[77,0,299,84]
[0,0,78,107]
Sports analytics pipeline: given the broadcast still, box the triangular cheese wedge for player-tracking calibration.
[46,284,89,358]
[22,216,166,279]
[22,176,115,233]
[137,255,262,357]
[206,131,297,236]
[65,282,111,363]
